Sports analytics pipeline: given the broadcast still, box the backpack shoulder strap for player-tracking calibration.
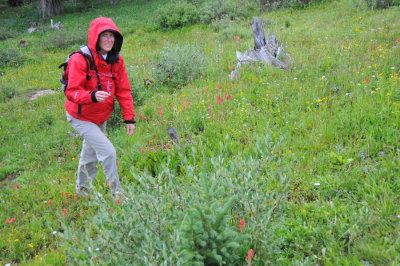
[79,45,102,91]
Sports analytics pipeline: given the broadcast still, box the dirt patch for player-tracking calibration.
[26,89,58,100]
[1,170,20,190]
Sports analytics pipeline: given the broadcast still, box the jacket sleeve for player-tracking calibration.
[65,54,95,105]
[115,56,135,122]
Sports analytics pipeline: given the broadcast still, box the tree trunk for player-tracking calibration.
[40,0,63,19]
[231,17,292,80]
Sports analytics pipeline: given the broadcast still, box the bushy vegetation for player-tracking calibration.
[155,0,251,30]
[155,1,198,30]
[1,0,400,264]
[152,44,207,90]
[0,48,26,72]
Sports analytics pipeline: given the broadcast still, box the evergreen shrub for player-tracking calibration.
[152,44,207,89]
[61,134,291,264]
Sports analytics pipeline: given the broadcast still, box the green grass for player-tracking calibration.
[1,0,400,264]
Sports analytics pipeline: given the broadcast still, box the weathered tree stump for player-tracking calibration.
[231,17,292,80]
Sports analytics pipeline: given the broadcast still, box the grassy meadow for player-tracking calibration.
[1,0,400,264]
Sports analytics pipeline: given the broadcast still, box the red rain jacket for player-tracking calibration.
[65,17,135,125]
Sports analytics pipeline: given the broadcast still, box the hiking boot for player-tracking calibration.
[75,186,90,197]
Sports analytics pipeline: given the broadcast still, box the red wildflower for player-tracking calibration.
[141,148,145,154]
[66,151,69,155]
[11,218,16,223]
[158,110,164,116]
[153,134,157,139]
[16,184,19,189]
[204,87,208,93]
[48,200,52,205]
[397,37,400,42]
[61,191,64,196]
[226,95,232,100]
[65,200,68,205]
[116,199,121,204]
[239,218,245,232]
[246,249,254,263]
[365,77,369,84]
[61,208,67,215]
[73,194,77,201]
[5,219,9,225]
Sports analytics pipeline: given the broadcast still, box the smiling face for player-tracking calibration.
[98,31,115,54]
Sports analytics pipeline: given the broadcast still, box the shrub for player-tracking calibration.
[43,29,87,51]
[152,44,207,89]
[156,1,198,30]
[0,48,26,71]
[261,0,336,10]
[364,0,400,8]
[0,27,14,41]
[178,177,249,264]
[198,0,247,24]
[0,86,16,103]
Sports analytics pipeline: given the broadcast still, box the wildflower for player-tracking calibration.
[227,95,232,100]
[110,207,114,213]
[365,77,369,84]
[246,249,254,264]
[153,134,157,139]
[16,184,20,189]
[116,199,121,204]
[73,194,77,201]
[141,148,145,154]
[397,37,400,42]
[158,110,163,116]
[239,219,245,232]
[80,209,84,216]
[61,208,67,215]
[48,200,52,205]
[5,219,9,224]
[28,243,34,248]
[66,151,69,155]
[61,191,64,196]
[64,200,68,205]
[11,218,16,223]
[15,239,19,242]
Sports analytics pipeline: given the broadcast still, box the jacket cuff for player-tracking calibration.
[124,120,136,124]
[91,91,98,102]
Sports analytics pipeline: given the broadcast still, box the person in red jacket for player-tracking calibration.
[65,17,135,198]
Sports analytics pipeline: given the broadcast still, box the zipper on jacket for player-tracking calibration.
[77,104,82,117]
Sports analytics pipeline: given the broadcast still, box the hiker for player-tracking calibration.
[65,17,135,198]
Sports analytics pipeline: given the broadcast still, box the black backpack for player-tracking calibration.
[59,45,102,94]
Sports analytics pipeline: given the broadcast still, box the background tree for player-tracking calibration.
[39,0,63,18]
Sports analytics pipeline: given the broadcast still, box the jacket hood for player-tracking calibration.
[88,17,123,62]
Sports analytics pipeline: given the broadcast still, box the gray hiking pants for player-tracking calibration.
[66,112,121,194]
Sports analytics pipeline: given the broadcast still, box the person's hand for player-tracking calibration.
[95,91,111,102]
[126,123,135,136]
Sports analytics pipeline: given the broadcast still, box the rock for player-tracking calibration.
[167,126,179,144]
[28,27,37,33]
[18,40,28,48]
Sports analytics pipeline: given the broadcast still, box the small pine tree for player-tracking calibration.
[178,176,249,265]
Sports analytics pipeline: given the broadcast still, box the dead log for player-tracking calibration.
[231,17,292,80]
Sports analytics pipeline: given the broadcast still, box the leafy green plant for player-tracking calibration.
[178,176,248,265]
[0,86,16,102]
[0,48,26,71]
[44,29,87,51]
[152,44,207,89]
[155,1,198,30]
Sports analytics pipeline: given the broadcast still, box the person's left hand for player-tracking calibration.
[126,124,135,136]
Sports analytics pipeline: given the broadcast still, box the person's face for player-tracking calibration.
[98,31,115,54]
